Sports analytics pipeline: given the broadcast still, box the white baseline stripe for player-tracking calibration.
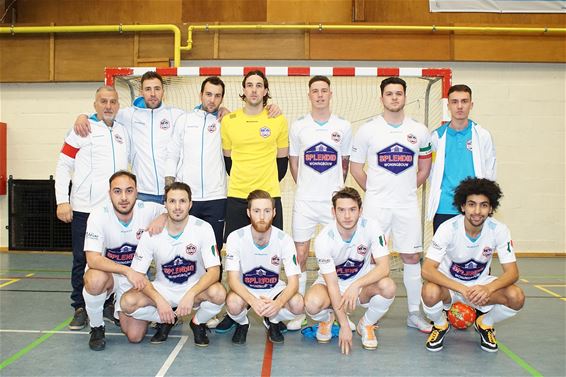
[156,335,189,377]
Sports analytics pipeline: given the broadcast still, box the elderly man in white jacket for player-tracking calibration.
[427,84,496,233]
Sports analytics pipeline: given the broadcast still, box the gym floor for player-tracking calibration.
[0,251,564,377]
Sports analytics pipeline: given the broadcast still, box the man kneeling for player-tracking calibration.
[305,187,395,354]
[120,182,226,347]
[221,190,304,345]
[422,178,525,352]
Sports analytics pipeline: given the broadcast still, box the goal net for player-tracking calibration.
[106,66,452,271]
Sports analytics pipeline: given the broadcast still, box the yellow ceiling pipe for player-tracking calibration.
[183,23,566,51]
[0,24,182,67]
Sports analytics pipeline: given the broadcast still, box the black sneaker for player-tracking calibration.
[425,324,450,352]
[103,302,120,327]
[69,307,87,330]
[474,318,498,352]
[264,318,284,344]
[189,317,210,347]
[215,315,236,334]
[89,326,106,351]
[232,323,249,345]
[151,318,177,344]
[278,321,288,334]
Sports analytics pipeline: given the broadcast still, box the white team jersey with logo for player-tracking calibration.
[290,114,352,201]
[84,200,164,267]
[131,215,220,289]
[426,215,516,285]
[351,115,432,208]
[225,225,301,297]
[315,217,389,284]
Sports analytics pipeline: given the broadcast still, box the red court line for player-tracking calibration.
[260,335,274,377]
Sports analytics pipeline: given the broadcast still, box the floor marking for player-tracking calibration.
[260,335,274,377]
[499,342,543,377]
[0,316,73,370]
[520,279,529,283]
[0,329,183,338]
[533,285,566,302]
[155,335,189,377]
[0,273,36,288]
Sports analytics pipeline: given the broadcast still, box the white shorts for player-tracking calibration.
[446,275,497,313]
[312,272,369,296]
[110,274,129,315]
[152,280,198,308]
[362,204,422,253]
[292,199,334,242]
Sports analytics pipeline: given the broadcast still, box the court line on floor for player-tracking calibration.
[0,329,183,338]
[0,274,34,288]
[0,316,72,371]
[155,335,189,377]
[499,342,543,377]
[260,335,274,377]
[533,285,566,302]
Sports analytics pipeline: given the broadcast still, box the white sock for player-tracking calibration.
[270,308,295,323]
[482,305,518,327]
[83,288,107,328]
[422,301,447,327]
[362,295,394,326]
[403,263,423,313]
[130,306,161,323]
[298,272,308,296]
[228,309,249,325]
[307,308,332,322]
[195,301,224,324]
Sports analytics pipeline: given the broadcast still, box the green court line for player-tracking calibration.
[0,269,70,274]
[0,316,72,371]
[499,342,543,377]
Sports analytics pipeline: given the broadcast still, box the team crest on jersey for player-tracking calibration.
[407,134,417,144]
[331,131,342,144]
[185,244,197,256]
[482,246,494,257]
[377,143,414,175]
[160,119,170,130]
[449,259,487,281]
[259,126,271,138]
[106,243,137,267]
[114,133,124,144]
[335,258,364,280]
[208,122,217,133]
[356,244,368,256]
[271,255,280,266]
[304,142,338,173]
[465,139,472,151]
[136,229,144,240]
[243,267,279,289]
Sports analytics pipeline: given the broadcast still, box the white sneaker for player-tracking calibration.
[347,316,356,332]
[287,314,306,331]
[206,316,221,329]
[316,313,335,343]
[356,318,378,350]
[407,312,433,333]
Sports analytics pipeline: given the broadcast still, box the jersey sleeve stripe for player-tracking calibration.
[61,142,80,158]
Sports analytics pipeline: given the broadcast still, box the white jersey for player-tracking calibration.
[426,215,516,285]
[225,225,301,297]
[351,115,432,208]
[84,200,164,267]
[165,107,226,201]
[289,114,352,201]
[131,215,220,288]
[315,217,389,284]
[55,116,129,213]
[117,97,184,196]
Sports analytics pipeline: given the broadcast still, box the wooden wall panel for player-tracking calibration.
[217,31,305,59]
[266,0,352,23]
[137,33,175,66]
[183,32,216,60]
[15,0,182,25]
[309,32,452,61]
[183,0,267,22]
[453,35,566,62]
[54,35,134,81]
[0,36,51,82]
[363,0,566,26]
